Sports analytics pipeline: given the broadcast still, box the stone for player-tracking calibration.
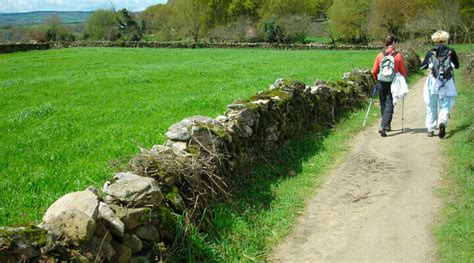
[267,133,279,142]
[250,99,270,106]
[190,127,223,148]
[269,78,284,90]
[215,115,228,123]
[103,172,164,207]
[0,235,11,251]
[79,236,115,262]
[165,126,191,141]
[243,125,253,137]
[123,233,143,253]
[94,221,112,242]
[165,116,220,141]
[149,145,173,155]
[168,116,228,151]
[108,205,151,230]
[343,72,352,80]
[311,85,330,95]
[226,103,246,110]
[313,79,327,86]
[0,226,46,259]
[227,108,254,127]
[164,140,189,154]
[43,189,99,223]
[98,202,124,237]
[43,209,96,242]
[111,241,132,263]
[131,225,160,241]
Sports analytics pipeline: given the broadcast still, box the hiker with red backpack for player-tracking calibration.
[371,36,408,137]
[420,30,460,138]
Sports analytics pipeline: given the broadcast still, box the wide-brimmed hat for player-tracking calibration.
[431,30,449,44]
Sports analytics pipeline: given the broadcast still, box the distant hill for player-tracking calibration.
[0,11,92,25]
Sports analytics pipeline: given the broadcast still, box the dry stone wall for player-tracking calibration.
[0,51,420,262]
[0,41,384,54]
[54,41,383,50]
[0,43,50,53]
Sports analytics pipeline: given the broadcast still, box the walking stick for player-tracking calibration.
[363,85,377,127]
[401,96,405,133]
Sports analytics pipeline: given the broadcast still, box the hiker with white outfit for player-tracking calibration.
[371,36,407,137]
[420,30,460,138]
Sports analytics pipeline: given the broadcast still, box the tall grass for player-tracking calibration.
[0,47,375,225]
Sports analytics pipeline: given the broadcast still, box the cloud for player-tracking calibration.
[0,0,168,13]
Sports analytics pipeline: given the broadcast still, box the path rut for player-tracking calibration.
[269,76,444,262]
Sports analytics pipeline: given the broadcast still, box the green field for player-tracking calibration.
[0,47,376,225]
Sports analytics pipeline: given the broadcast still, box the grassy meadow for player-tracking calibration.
[0,47,376,226]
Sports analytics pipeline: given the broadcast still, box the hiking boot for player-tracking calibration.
[427,131,434,137]
[439,123,446,138]
[379,127,387,137]
[386,126,391,132]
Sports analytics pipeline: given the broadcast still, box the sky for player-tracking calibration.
[0,0,167,13]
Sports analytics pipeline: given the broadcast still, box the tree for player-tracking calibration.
[368,0,416,39]
[327,0,371,43]
[114,8,145,41]
[170,0,210,42]
[459,0,473,43]
[86,9,118,40]
[44,16,73,41]
[404,0,470,43]
[144,4,177,41]
[207,0,232,27]
[227,0,262,19]
[260,0,330,19]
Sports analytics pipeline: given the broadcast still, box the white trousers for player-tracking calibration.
[425,93,456,132]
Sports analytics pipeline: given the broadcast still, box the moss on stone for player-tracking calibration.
[185,145,200,155]
[139,208,153,224]
[165,186,185,211]
[193,122,228,138]
[0,225,48,249]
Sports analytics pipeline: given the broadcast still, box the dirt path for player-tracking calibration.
[269,76,444,262]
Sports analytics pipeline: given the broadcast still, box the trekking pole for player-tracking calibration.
[401,96,405,133]
[363,85,377,127]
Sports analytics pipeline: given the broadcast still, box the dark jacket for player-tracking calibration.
[420,45,460,75]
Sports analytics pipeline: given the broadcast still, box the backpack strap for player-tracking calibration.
[383,50,397,57]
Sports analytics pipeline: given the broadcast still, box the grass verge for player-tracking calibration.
[435,56,474,262]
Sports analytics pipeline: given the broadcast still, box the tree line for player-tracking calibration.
[1,0,472,44]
